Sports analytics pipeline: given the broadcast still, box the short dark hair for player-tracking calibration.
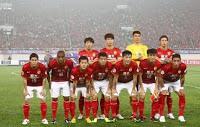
[84,37,94,43]
[147,48,157,55]
[57,50,65,56]
[30,53,39,60]
[104,33,114,40]
[172,53,181,60]
[132,31,141,36]
[79,56,89,63]
[98,52,108,58]
[159,35,168,41]
[122,50,132,57]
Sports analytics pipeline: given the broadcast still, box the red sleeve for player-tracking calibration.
[21,65,28,78]
[70,68,78,81]
[181,63,187,75]
[117,48,122,57]
[86,68,93,80]
[67,59,74,69]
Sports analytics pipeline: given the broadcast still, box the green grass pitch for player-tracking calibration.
[0,66,200,127]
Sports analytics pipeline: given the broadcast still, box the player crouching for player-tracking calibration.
[158,53,187,122]
[70,56,98,123]
[21,53,48,125]
[139,49,161,122]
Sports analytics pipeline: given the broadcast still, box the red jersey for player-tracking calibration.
[112,60,138,83]
[21,62,47,86]
[100,47,121,60]
[71,66,93,87]
[90,61,113,81]
[139,59,161,84]
[157,48,174,61]
[48,59,73,82]
[79,49,99,61]
[159,63,187,83]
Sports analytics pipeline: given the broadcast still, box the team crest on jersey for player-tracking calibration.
[129,68,132,72]
[37,70,41,74]
[64,66,68,69]
[161,70,165,75]
[112,68,116,73]
[178,70,181,74]
[154,67,157,71]
[93,53,96,57]
[85,74,88,77]
[71,75,75,80]
[168,52,171,56]
[105,68,108,73]
[114,51,117,55]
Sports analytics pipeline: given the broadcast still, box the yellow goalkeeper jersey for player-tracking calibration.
[126,43,148,64]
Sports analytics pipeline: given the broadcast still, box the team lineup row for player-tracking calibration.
[21,31,187,125]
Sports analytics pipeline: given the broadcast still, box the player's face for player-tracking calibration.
[133,34,141,43]
[30,57,38,67]
[85,41,93,50]
[172,57,181,68]
[80,60,89,70]
[105,38,114,47]
[123,55,132,65]
[57,52,65,64]
[160,38,168,48]
[148,54,156,62]
[98,56,107,66]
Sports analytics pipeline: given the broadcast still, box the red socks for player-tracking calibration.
[104,100,111,118]
[116,98,120,115]
[91,100,98,118]
[159,94,166,116]
[51,101,58,120]
[100,95,105,115]
[110,100,117,118]
[138,100,144,117]
[79,96,84,115]
[167,95,173,114]
[131,99,138,117]
[85,100,91,118]
[23,104,30,119]
[40,102,47,119]
[179,95,185,116]
[70,101,76,118]
[151,99,159,118]
[63,101,70,119]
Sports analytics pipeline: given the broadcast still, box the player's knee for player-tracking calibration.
[139,94,145,100]
[52,98,58,101]
[111,96,118,101]
[105,96,110,101]
[63,96,69,101]
[131,96,137,101]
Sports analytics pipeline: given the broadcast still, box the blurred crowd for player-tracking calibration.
[0,0,200,49]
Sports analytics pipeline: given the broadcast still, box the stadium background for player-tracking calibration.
[0,0,200,126]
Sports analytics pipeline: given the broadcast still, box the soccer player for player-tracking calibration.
[78,37,99,120]
[112,50,144,122]
[21,53,48,125]
[70,56,96,123]
[47,50,74,124]
[157,35,175,119]
[90,52,113,122]
[126,31,148,64]
[139,49,161,122]
[158,53,187,122]
[100,33,123,120]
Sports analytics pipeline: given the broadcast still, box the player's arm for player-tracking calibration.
[131,73,138,95]
[180,74,185,88]
[86,79,92,97]
[47,69,51,89]
[112,74,119,91]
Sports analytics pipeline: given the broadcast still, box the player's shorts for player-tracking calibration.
[51,81,70,98]
[168,86,174,93]
[143,83,156,94]
[25,86,45,100]
[162,80,182,92]
[75,87,87,98]
[114,80,134,96]
[94,80,109,96]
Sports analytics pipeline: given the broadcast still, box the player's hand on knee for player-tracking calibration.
[179,89,185,96]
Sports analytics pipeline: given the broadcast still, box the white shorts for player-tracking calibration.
[162,80,182,92]
[51,81,70,98]
[143,83,156,94]
[115,81,133,96]
[168,86,174,93]
[75,87,87,98]
[25,86,45,100]
[94,80,109,96]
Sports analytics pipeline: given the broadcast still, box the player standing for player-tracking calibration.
[157,35,175,120]
[21,53,48,125]
[47,50,73,124]
[158,53,187,122]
